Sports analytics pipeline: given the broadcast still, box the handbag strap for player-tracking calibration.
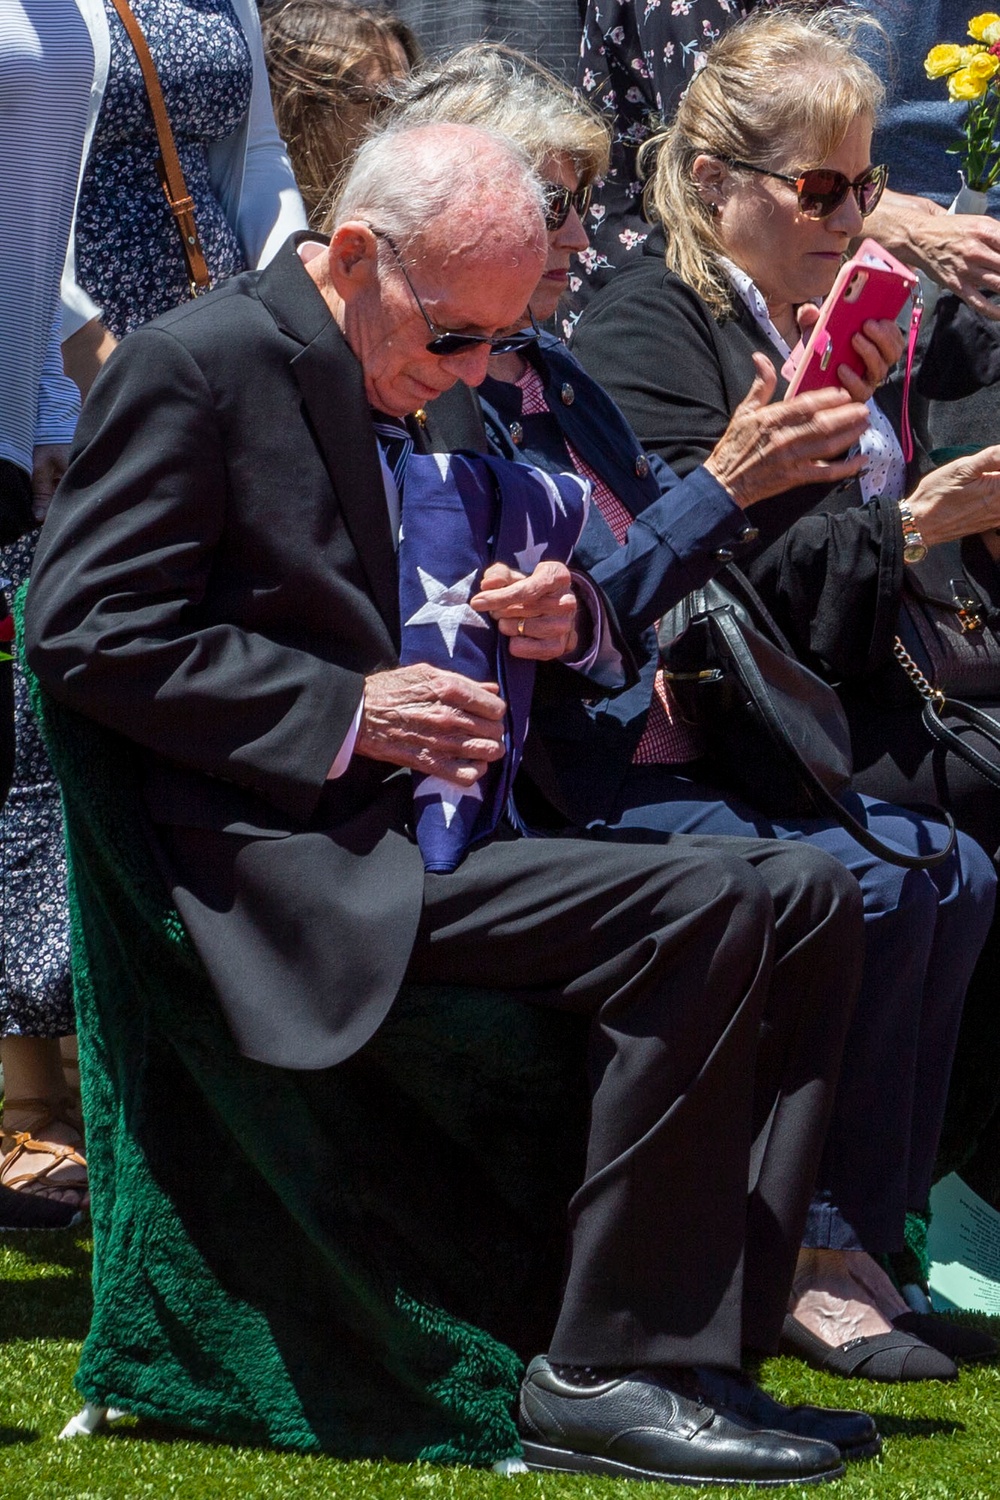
[714,606,956,869]
[899,290,923,465]
[895,633,1000,791]
[106,0,211,294]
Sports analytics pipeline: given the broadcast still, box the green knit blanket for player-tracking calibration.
[18,587,589,1466]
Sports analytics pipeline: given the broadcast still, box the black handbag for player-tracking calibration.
[896,537,1000,700]
[658,566,955,870]
[893,636,1000,794]
[892,535,1000,793]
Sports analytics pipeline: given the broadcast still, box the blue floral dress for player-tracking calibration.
[1,0,253,1039]
[567,0,769,335]
[75,0,253,338]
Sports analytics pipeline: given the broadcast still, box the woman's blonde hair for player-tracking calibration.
[261,0,420,229]
[375,42,611,186]
[643,5,885,315]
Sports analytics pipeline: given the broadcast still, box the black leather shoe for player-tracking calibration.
[692,1365,881,1461]
[518,1356,845,1486]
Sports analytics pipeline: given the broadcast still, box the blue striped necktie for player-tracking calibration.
[371,413,414,496]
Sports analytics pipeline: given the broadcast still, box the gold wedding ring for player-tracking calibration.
[517,618,526,636]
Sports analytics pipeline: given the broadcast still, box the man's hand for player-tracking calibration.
[356,664,506,784]
[704,355,871,508]
[866,188,1000,321]
[470,560,580,659]
[30,444,71,524]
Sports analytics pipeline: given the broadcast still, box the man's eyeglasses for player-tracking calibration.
[372,230,540,356]
[544,182,593,230]
[722,160,888,220]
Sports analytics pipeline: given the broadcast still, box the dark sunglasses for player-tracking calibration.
[372,230,540,356]
[544,182,593,230]
[722,159,888,219]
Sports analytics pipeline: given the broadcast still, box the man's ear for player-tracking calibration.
[327,222,379,302]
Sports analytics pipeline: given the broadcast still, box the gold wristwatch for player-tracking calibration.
[898,499,928,565]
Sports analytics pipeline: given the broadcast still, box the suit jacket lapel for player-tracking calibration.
[256,239,400,640]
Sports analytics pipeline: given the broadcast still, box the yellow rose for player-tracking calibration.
[925,43,965,76]
[968,51,1000,80]
[969,13,1000,43]
[948,64,990,99]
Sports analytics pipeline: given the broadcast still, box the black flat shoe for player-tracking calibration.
[893,1311,998,1364]
[692,1365,881,1461]
[518,1355,845,1487]
[780,1313,957,1382]
[0,1182,82,1231]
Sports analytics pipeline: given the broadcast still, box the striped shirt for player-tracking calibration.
[0,1,93,473]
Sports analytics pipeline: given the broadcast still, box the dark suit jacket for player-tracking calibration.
[26,235,430,1068]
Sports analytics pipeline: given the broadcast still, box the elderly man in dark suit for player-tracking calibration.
[26,120,871,1486]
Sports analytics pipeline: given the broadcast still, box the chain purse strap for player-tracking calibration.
[106,0,211,295]
[894,635,1000,792]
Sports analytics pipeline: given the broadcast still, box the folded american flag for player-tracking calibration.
[399,451,589,872]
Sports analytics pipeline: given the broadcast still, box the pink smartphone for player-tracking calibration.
[783,238,918,399]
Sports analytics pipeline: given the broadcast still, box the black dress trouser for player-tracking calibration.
[162,819,863,1372]
[406,831,863,1370]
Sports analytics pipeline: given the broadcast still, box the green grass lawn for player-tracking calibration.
[2,1227,999,1499]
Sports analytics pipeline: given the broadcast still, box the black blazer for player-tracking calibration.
[571,228,924,685]
[26,236,428,1068]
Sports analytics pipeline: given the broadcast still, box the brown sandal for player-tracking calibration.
[0,1096,89,1209]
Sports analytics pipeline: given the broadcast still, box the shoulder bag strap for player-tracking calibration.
[715,605,956,869]
[895,634,1000,792]
[106,0,211,294]
[921,696,1000,792]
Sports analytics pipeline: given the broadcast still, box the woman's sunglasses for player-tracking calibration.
[372,230,540,356]
[544,182,593,230]
[722,159,888,220]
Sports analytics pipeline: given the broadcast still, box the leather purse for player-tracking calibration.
[107,0,211,296]
[894,635,1000,794]
[896,537,1000,700]
[658,566,955,870]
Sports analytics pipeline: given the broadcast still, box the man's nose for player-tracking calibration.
[442,343,493,387]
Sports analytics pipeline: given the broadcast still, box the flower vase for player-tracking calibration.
[918,173,990,315]
[951,173,990,216]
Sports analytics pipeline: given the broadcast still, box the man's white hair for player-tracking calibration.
[333,119,546,259]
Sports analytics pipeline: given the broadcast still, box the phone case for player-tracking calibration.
[782,238,918,400]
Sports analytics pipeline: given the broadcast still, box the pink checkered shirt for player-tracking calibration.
[515,368,702,764]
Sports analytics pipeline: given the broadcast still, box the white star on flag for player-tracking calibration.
[514,514,548,574]
[538,469,568,524]
[405,566,491,656]
[414,775,483,828]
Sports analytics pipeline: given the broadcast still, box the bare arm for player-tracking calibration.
[62,318,118,402]
[864,187,1000,322]
[906,444,1000,545]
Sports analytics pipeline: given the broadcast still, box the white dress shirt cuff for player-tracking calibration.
[327,694,364,779]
